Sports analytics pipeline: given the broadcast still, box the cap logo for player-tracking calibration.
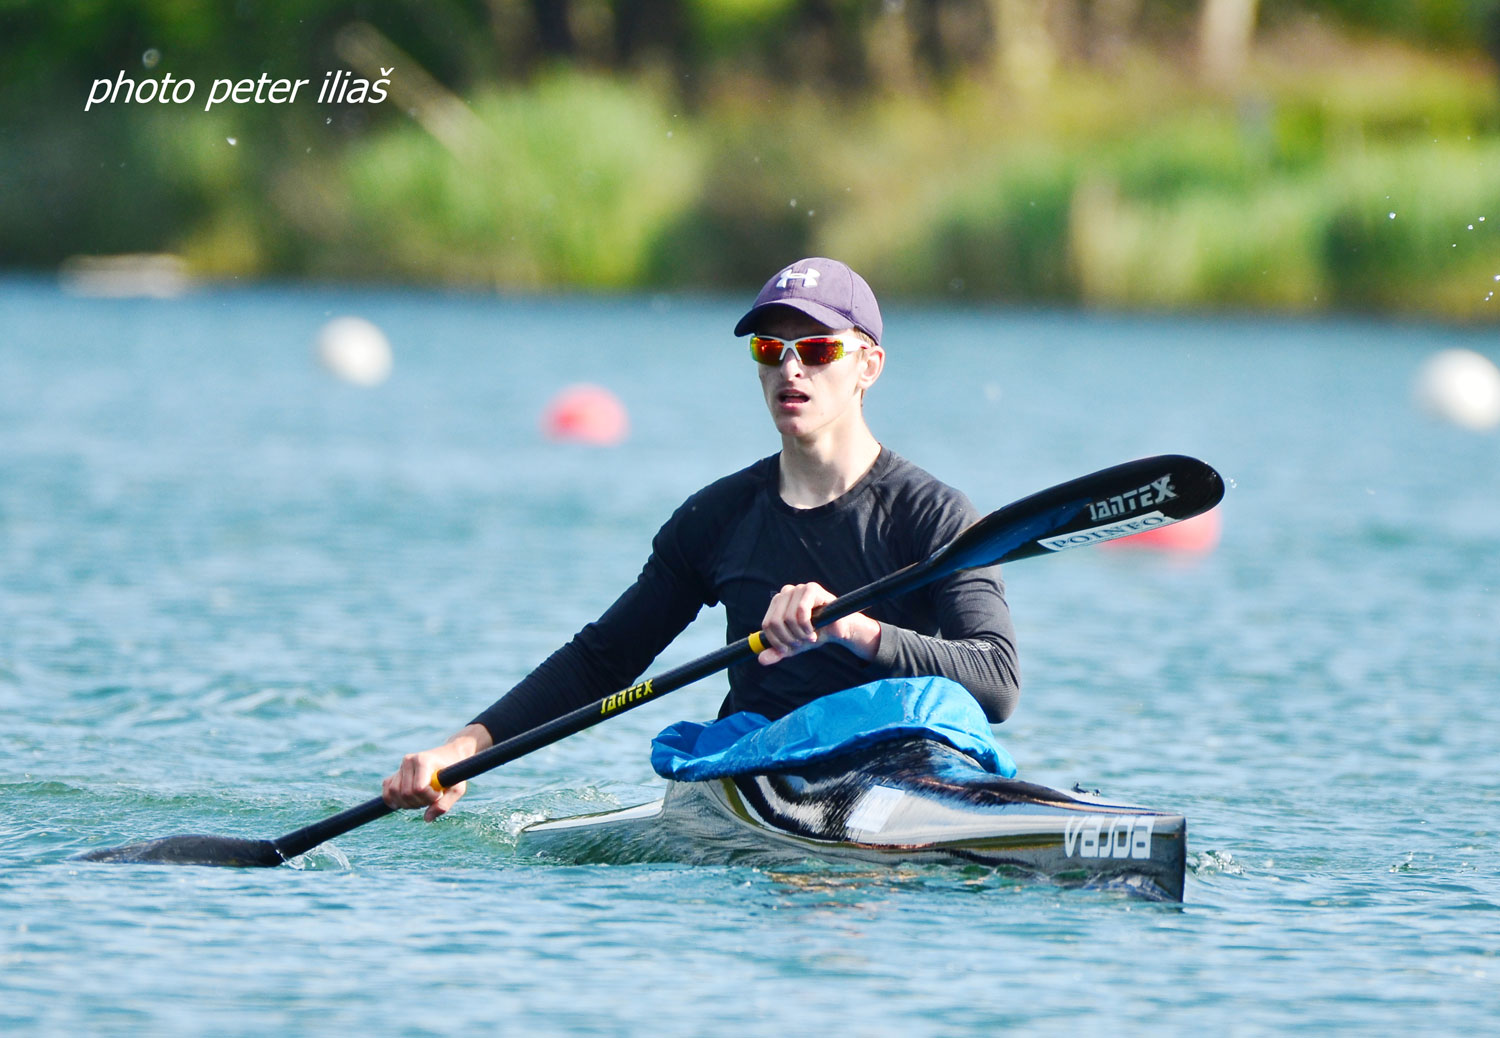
[776,266,820,289]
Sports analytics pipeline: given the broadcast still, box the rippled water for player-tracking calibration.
[2,278,1497,1035]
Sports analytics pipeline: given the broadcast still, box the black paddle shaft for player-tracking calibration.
[84,453,1224,866]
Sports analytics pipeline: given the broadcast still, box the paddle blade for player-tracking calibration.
[941,454,1225,571]
[75,834,284,868]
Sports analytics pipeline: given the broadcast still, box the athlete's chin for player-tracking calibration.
[771,413,819,438]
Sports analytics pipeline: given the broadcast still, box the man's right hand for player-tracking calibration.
[381,723,493,822]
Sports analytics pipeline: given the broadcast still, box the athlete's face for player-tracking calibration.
[752,310,883,441]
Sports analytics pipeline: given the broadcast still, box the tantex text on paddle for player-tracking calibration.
[77,454,1225,868]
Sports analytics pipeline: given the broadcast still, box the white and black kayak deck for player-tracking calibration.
[518,738,1186,901]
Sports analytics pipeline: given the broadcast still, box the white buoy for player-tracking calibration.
[315,316,393,387]
[1414,349,1500,431]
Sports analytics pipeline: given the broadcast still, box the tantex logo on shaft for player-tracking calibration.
[600,680,655,715]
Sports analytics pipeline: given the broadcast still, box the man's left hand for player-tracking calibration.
[756,581,881,665]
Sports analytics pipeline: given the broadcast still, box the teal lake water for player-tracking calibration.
[2,277,1497,1035]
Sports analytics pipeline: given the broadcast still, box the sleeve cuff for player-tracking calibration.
[868,621,902,673]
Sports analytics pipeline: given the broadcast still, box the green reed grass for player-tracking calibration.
[331,73,703,288]
[168,48,1500,319]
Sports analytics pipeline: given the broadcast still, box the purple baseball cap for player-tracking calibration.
[734,257,883,345]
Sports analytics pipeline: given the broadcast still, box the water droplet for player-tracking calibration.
[1469,225,1475,230]
[789,199,797,208]
[226,137,237,146]
[142,48,161,69]
[1388,212,1396,220]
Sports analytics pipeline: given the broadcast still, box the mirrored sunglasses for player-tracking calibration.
[749,333,866,367]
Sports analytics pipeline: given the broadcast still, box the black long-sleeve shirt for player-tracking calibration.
[471,448,1019,741]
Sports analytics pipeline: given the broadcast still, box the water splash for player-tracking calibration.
[286,842,352,870]
[1188,849,1245,877]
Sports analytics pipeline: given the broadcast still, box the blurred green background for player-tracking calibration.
[4,0,1500,317]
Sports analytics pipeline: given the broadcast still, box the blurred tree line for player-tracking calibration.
[11,0,1500,92]
[3,0,1500,315]
[10,1,1499,100]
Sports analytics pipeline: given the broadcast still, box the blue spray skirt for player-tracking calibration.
[650,675,1016,781]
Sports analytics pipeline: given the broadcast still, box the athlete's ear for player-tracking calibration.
[858,344,884,390]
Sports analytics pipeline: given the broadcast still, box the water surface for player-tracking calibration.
[2,278,1497,1035]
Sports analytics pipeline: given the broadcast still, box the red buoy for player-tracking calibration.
[541,384,629,446]
[1101,507,1221,554]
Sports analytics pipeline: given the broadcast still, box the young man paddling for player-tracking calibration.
[383,258,1020,820]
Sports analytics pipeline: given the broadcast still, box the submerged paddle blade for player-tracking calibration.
[75,833,284,867]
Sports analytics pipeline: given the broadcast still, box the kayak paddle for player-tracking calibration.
[78,453,1224,867]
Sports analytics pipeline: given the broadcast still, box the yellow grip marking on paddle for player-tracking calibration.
[429,772,445,794]
[748,631,766,655]
[600,678,655,715]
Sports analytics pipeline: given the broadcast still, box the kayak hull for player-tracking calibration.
[519,738,1186,901]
